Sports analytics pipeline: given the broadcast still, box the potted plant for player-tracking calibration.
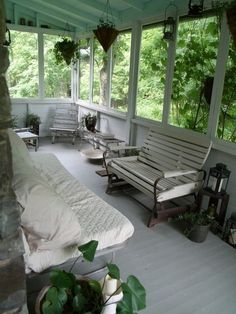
[25,112,41,135]
[176,210,215,243]
[82,113,97,132]
[93,18,119,52]
[35,240,146,314]
[54,37,79,65]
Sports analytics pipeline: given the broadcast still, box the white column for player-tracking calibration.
[126,21,142,144]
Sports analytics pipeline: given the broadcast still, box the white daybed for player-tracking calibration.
[8,129,134,274]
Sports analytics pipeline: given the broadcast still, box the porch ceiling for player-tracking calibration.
[4,0,191,32]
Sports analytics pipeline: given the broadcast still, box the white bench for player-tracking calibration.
[105,128,212,227]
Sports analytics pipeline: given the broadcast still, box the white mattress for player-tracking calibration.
[23,153,134,273]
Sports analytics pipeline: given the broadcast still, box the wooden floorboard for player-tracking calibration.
[30,137,236,314]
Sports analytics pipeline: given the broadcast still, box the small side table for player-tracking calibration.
[196,188,230,232]
[16,131,39,151]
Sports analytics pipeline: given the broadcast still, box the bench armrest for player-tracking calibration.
[162,169,199,178]
[107,145,140,152]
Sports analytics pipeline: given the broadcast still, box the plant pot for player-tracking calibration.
[85,116,97,132]
[227,6,236,47]
[188,224,210,243]
[93,27,119,52]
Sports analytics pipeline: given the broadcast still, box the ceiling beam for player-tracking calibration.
[68,0,121,22]
[10,0,86,30]
[119,0,144,11]
[33,0,99,25]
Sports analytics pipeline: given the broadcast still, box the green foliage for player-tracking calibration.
[41,240,146,314]
[107,263,120,280]
[54,37,79,65]
[81,112,97,132]
[78,240,98,261]
[176,210,215,236]
[25,113,41,126]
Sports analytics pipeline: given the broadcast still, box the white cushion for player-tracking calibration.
[13,171,82,250]
[8,128,33,166]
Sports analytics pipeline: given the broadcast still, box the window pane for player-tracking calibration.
[136,25,168,121]
[110,32,131,112]
[78,38,90,100]
[44,35,71,98]
[93,38,108,105]
[169,17,219,133]
[8,30,38,98]
[217,40,236,143]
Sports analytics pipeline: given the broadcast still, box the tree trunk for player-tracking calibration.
[0,1,28,313]
[99,56,108,106]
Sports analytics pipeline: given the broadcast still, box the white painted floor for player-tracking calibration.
[32,137,236,314]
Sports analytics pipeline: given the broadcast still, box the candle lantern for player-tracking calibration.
[206,163,231,193]
[188,0,204,17]
[163,3,177,41]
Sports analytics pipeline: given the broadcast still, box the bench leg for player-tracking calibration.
[52,135,55,144]
[106,174,128,194]
[72,135,76,145]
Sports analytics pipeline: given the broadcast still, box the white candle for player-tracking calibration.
[103,275,117,295]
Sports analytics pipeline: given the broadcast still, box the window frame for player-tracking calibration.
[8,24,74,100]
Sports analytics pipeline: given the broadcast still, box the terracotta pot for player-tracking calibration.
[93,27,119,52]
[227,6,236,47]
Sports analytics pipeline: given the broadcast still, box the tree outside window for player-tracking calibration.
[44,34,71,98]
[7,30,39,98]
[136,25,168,121]
[110,31,131,112]
[78,38,90,100]
[169,16,219,133]
[217,40,236,143]
[93,38,108,105]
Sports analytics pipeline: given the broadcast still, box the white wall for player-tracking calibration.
[12,101,68,136]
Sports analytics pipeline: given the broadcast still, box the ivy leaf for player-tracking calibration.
[43,287,65,314]
[107,263,120,279]
[117,283,133,314]
[50,269,76,289]
[78,240,98,261]
[73,293,87,312]
[126,275,146,311]
[88,279,102,294]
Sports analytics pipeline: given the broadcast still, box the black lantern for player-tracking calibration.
[206,163,231,193]
[188,0,204,17]
[163,3,177,41]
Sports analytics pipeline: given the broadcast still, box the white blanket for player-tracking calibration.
[23,153,134,273]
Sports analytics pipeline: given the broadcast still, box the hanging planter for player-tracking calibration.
[93,0,119,52]
[227,4,236,47]
[93,19,119,52]
[53,37,79,65]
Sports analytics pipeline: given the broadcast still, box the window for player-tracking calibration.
[110,31,131,112]
[169,16,219,133]
[8,30,38,98]
[78,38,90,100]
[93,38,108,105]
[217,39,236,143]
[136,24,168,120]
[44,35,71,98]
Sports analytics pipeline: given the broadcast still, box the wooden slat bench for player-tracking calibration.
[105,128,212,227]
[50,103,78,144]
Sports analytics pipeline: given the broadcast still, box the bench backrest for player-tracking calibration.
[138,128,212,172]
[52,103,78,130]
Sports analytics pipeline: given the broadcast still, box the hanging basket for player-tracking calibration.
[227,5,236,48]
[93,26,119,52]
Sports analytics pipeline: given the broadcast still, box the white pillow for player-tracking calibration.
[13,171,82,251]
[8,128,33,166]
